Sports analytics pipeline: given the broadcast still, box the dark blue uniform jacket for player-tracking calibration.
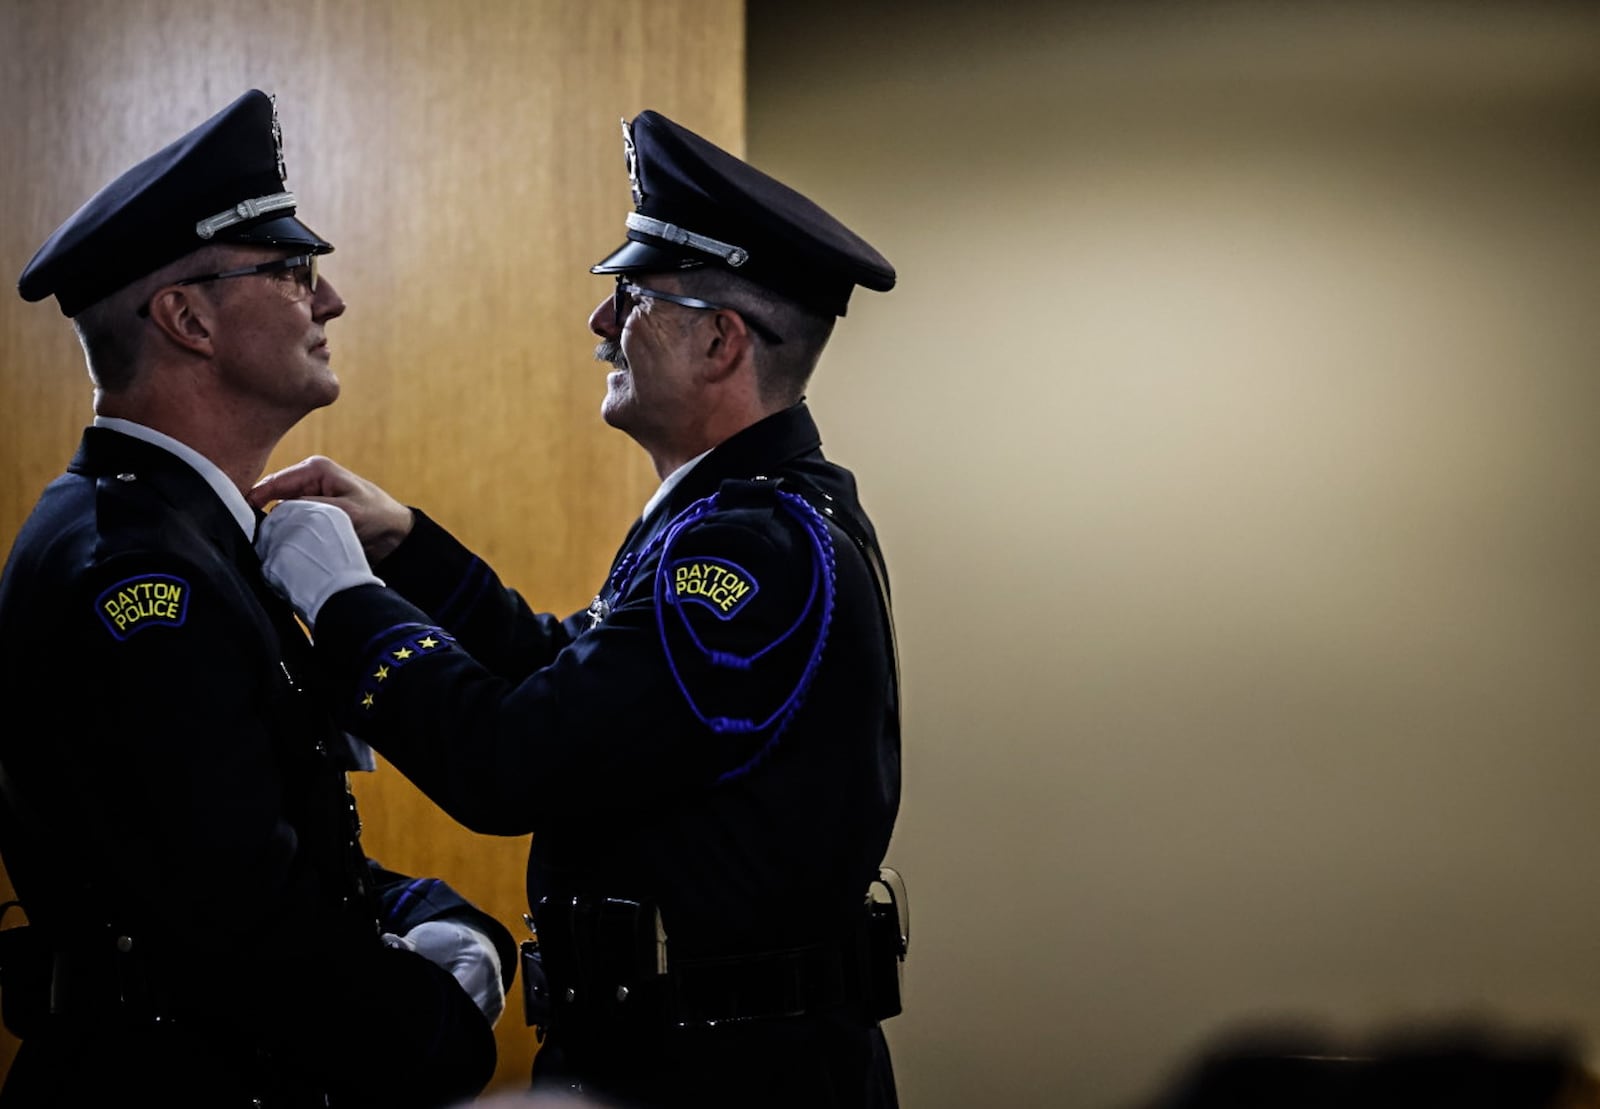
[311,404,902,1107]
[0,427,507,1108]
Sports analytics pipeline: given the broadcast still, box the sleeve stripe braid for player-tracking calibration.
[389,876,442,919]
[354,622,459,711]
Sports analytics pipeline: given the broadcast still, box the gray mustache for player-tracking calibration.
[594,341,627,370]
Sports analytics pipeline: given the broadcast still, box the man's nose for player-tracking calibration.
[313,276,346,322]
[589,293,619,339]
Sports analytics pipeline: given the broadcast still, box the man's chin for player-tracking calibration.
[600,386,635,431]
[300,377,341,414]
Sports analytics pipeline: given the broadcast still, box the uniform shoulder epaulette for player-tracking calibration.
[708,475,788,508]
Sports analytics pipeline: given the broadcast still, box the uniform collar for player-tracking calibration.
[92,416,257,541]
[679,403,821,505]
[633,403,823,533]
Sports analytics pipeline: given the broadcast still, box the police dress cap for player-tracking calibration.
[17,89,332,317]
[591,110,894,317]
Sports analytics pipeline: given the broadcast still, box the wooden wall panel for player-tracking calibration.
[0,0,743,1091]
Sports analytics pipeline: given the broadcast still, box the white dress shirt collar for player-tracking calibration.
[640,447,713,522]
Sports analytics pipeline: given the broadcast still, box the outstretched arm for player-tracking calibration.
[249,455,415,563]
[259,478,585,681]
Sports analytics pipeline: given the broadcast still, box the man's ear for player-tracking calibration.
[145,286,216,357]
[700,309,754,383]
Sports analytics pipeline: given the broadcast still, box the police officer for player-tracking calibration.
[0,90,514,1107]
[251,109,905,1108]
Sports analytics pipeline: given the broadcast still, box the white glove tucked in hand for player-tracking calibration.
[382,918,507,1026]
[255,500,383,626]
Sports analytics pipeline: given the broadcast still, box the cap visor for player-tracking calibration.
[589,237,705,275]
[223,215,334,255]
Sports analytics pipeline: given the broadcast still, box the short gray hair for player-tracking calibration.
[70,245,233,392]
[674,268,836,407]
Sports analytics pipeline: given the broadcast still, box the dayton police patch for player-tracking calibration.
[669,557,758,620]
[95,574,190,640]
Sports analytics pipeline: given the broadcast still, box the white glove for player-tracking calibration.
[255,500,383,626]
[386,919,507,1027]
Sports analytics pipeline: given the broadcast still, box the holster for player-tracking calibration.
[521,895,667,1043]
[863,867,909,1021]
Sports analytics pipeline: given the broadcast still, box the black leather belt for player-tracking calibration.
[669,938,860,1026]
[526,888,905,1036]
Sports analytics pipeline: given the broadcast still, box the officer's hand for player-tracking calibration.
[400,919,507,1027]
[248,455,416,564]
[255,500,384,626]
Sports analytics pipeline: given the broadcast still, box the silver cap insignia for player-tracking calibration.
[269,93,287,184]
[622,117,643,210]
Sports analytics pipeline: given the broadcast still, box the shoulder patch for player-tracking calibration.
[669,556,759,620]
[95,573,191,640]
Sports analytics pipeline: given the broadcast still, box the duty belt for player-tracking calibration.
[1,920,339,1108]
[0,921,174,1032]
[522,874,907,1036]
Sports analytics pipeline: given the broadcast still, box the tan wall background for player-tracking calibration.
[747,1,1600,1106]
[0,0,741,1093]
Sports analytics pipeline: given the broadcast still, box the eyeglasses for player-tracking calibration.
[613,276,783,345]
[136,253,319,318]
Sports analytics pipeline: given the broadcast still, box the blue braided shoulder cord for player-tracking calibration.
[649,488,837,783]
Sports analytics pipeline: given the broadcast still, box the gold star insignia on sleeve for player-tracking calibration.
[418,636,438,649]
[361,692,376,708]
[393,647,413,660]
[373,664,389,681]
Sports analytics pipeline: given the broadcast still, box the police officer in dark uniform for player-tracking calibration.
[251,108,905,1108]
[0,89,515,1107]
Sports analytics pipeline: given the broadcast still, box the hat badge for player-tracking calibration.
[194,93,297,240]
[269,93,287,185]
[621,117,644,210]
